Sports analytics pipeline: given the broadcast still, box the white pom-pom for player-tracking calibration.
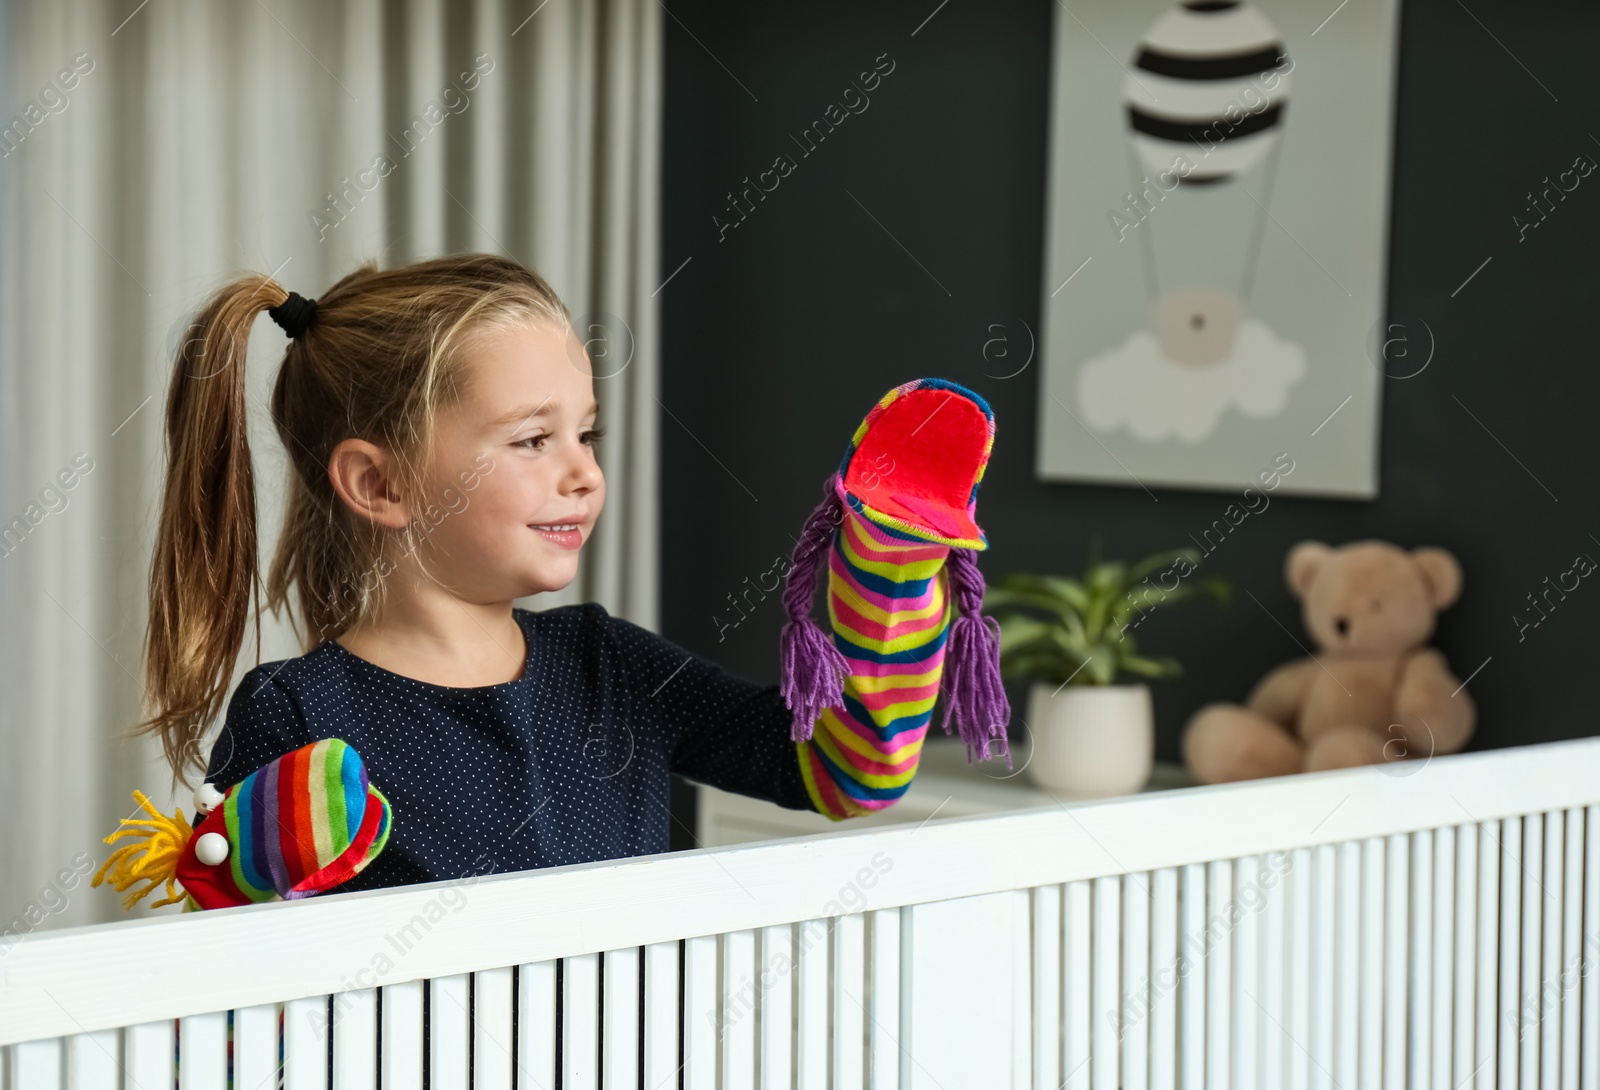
[194,782,225,815]
[195,831,230,866]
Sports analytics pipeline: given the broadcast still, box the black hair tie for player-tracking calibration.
[268,291,318,339]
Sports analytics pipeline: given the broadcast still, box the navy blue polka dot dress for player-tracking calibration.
[203,603,814,893]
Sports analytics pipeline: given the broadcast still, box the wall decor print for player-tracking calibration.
[1036,0,1400,498]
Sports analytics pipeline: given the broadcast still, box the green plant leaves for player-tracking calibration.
[1119,654,1183,678]
[1109,574,1232,628]
[982,543,1231,687]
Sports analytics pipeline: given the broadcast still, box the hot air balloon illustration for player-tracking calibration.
[1078,0,1307,443]
[1125,1,1291,185]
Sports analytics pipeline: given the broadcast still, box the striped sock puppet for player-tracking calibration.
[780,378,1012,820]
[92,737,392,911]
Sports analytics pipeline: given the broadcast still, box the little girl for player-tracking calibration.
[137,252,1007,895]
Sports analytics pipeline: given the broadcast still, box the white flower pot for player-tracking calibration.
[1024,682,1154,797]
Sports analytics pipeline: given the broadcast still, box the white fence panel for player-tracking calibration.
[66,1030,119,1090]
[381,980,422,1090]
[517,960,557,1090]
[2,740,1596,1090]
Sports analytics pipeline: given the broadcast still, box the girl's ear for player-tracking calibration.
[328,439,412,529]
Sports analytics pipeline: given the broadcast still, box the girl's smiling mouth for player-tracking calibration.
[530,521,584,549]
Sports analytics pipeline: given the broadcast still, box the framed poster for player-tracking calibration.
[1036,0,1400,498]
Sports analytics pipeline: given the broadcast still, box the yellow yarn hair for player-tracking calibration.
[91,790,194,910]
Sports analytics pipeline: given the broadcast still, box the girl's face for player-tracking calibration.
[408,319,606,601]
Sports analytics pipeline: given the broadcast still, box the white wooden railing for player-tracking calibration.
[2,736,1597,1089]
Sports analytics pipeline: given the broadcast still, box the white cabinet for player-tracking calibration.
[694,738,1196,847]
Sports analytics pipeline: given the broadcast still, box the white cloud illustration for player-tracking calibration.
[1076,319,1307,443]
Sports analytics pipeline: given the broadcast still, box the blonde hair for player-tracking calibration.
[141,253,571,783]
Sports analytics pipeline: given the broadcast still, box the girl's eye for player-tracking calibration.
[517,426,607,450]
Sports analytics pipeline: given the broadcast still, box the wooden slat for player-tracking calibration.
[11,1041,54,1090]
[1091,875,1120,1090]
[722,930,757,1090]
[1500,816,1523,1090]
[66,1031,119,1090]
[759,926,794,1090]
[601,950,639,1090]
[178,1011,227,1090]
[1311,844,1335,1090]
[1178,864,1204,1090]
[1207,860,1232,1090]
[640,941,678,1088]
[122,1022,172,1090]
[1476,821,1500,1090]
[796,919,828,1090]
[517,961,558,1090]
[1232,856,1259,1090]
[283,997,327,1090]
[1334,841,1359,1090]
[1010,891,1031,1090]
[1523,815,1543,1090]
[562,954,600,1090]
[832,914,864,1090]
[380,981,423,1090]
[1287,848,1312,1090]
[1583,807,1598,1090]
[1433,827,1455,1090]
[1360,838,1383,1090]
[1064,879,1092,1089]
[9,1039,60,1090]
[1261,851,1290,1090]
[1121,873,1149,1090]
[1453,826,1479,1090]
[429,976,469,1090]
[1411,830,1434,1089]
[1149,868,1178,1090]
[233,1005,279,1090]
[474,966,514,1090]
[1543,811,1564,1090]
[868,909,900,1090]
[330,989,376,1090]
[898,908,914,1090]
[1384,834,1409,1090]
[682,936,717,1090]
[1561,809,1583,1090]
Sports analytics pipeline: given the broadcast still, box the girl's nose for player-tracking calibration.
[565,447,603,491]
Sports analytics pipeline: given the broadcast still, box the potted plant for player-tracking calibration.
[983,542,1230,797]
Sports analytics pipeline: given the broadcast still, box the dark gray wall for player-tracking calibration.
[659,0,1600,839]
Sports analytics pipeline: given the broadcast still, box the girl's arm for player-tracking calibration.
[605,612,817,814]
[607,502,965,824]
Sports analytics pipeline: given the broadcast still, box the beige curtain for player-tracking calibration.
[0,0,662,931]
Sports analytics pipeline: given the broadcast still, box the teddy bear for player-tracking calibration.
[1181,539,1475,783]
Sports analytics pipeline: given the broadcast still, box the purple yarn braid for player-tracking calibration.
[779,476,851,742]
[940,547,1014,768]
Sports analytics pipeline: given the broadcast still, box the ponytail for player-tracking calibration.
[138,275,281,785]
[137,254,573,786]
